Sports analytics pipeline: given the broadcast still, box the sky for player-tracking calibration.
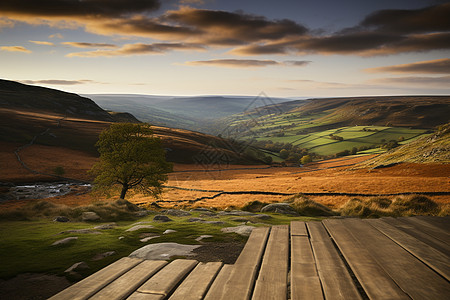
[0,0,449,97]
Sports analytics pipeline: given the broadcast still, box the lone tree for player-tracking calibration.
[90,123,172,199]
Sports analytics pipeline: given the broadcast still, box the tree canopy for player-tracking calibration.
[90,123,172,199]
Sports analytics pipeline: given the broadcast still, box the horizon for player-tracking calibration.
[1,0,449,97]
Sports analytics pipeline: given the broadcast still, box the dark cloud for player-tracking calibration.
[365,58,450,74]
[283,60,311,67]
[0,0,160,17]
[67,42,204,57]
[360,3,450,34]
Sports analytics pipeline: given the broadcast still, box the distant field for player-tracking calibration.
[254,126,428,156]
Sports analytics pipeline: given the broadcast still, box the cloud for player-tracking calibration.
[62,42,118,49]
[29,40,54,46]
[19,79,97,85]
[1,2,449,57]
[365,58,450,74]
[0,0,161,18]
[184,59,310,68]
[360,3,450,34]
[369,75,450,86]
[0,45,31,53]
[67,42,204,57]
[49,33,63,39]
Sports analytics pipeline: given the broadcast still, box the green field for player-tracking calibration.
[252,126,428,156]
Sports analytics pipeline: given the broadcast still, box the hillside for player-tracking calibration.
[0,80,113,122]
[361,123,450,167]
[0,80,265,167]
[219,96,450,157]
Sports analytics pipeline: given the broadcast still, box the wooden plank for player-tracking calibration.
[416,216,450,231]
[366,218,450,281]
[291,221,308,236]
[126,292,164,300]
[382,217,450,255]
[90,260,167,300]
[252,225,289,300]
[322,219,409,300]
[136,259,197,297]
[49,257,143,300]
[291,234,323,300]
[307,222,362,300]
[169,262,223,300]
[342,218,450,299]
[204,265,234,299]
[399,216,450,245]
[205,227,270,300]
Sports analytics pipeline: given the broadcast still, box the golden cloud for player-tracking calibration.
[0,45,31,53]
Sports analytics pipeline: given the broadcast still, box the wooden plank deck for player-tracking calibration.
[51,216,450,300]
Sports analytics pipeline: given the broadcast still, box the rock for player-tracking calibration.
[118,236,125,240]
[153,215,173,222]
[60,229,102,234]
[52,237,78,246]
[53,216,69,222]
[218,210,257,216]
[199,212,217,217]
[190,208,213,212]
[134,211,149,217]
[94,223,117,230]
[130,221,153,226]
[230,217,250,222]
[64,262,89,273]
[91,251,116,261]
[126,225,154,232]
[261,203,299,216]
[202,221,225,225]
[163,229,177,234]
[164,209,191,217]
[195,235,213,242]
[221,225,256,236]
[81,212,100,222]
[129,242,201,260]
[187,218,204,222]
[253,214,272,220]
[140,236,160,242]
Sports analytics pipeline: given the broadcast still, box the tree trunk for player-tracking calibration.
[120,184,128,199]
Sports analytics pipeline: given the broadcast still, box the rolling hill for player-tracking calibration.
[87,93,295,132]
[361,123,450,166]
[0,79,266,165]
[218,96,450,157]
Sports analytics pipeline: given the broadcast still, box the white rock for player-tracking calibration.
[126,225,154,232]
[221,225,255,236]
[163,229,177,234]
[140,236,160,242]
[64,262,89,273]
[195,235,213,242]
[52,237,78,246]
[129,242,201,260]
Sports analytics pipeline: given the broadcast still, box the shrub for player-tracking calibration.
[391,195,439,215]
[288,195,336,216]
[241,200,269,212]
[367,197,392,209]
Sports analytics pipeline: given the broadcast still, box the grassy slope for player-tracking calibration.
[361,123,450,166]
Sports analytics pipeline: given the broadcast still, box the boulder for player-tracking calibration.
[261,203,299,215]
[64,262,89,273]
[153,215,173,222]
[81,212,100,222]
[187,218,204,222]
[129,243,201,260]
[164,209,191,217]
[253,214,272,220]
[52,237,78,246]
[53,216,69,222]
[221,225,255,236]
[91,251,116,261]
[94,223,117,230]
[126,225,154,232]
